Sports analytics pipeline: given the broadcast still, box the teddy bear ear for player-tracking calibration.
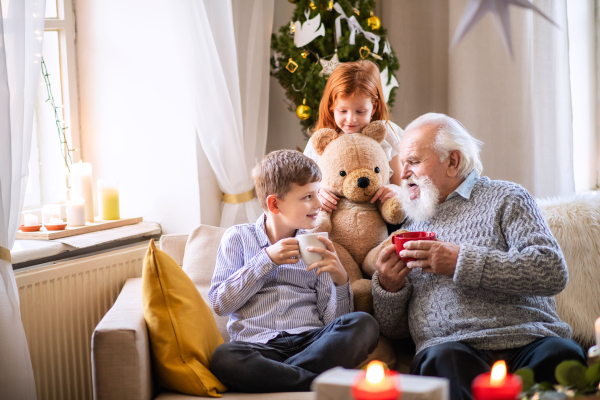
[312,128,340,155]
[361,120,387,143]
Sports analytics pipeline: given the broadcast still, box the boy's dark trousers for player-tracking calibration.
[210,312,379,392]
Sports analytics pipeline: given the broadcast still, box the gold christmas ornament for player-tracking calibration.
[309,2,316,10]
[296,99,311,120]
[359,46,371,59]
[367,12,381,30]
[286,58,298,73]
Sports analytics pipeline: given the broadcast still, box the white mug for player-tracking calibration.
[297,232,328,265]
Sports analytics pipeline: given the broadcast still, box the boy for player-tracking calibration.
[209,150,378,393]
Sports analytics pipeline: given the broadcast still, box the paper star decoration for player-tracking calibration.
[319,53,341,77]
[451,0,559,57]
[380,67,398,103]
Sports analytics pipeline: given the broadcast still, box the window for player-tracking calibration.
[23,0,81,208]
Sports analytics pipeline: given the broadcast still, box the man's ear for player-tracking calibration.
[446,150,462,178]
[266,194,280,214]
[312,128,339,155]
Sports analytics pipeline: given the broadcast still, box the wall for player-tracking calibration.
[75,0,221,233]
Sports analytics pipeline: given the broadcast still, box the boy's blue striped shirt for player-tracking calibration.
[209,213,353,343]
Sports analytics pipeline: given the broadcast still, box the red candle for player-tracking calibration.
[352,360,401,400]
[472,361,522,400]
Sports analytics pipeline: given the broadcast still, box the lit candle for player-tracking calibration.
[23,213,39,226]
[70,161,94,222]
[41,205,61,226]
[98,180,120,220]
[352,360,401,400]
[472,361,522,400]
[66,199,86,227]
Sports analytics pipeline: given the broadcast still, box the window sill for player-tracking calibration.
[11,221,161,270]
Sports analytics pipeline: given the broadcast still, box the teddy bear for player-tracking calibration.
[311,120,406,313]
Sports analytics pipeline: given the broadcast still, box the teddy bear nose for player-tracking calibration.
[357,177,370,189]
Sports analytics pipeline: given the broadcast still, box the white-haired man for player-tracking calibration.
[374,113,585,400]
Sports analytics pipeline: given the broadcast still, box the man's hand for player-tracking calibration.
[377,244,410,292]
[400,240,460,276]
[265,238,300,265]
[317,188,339,213]
[306,236,349,286]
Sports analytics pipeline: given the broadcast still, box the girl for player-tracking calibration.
[304,60,403,213]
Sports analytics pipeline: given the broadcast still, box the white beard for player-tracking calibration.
[400,175,440,222]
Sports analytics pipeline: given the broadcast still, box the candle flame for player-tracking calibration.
[490,361,507,386]
[365,361,385,384]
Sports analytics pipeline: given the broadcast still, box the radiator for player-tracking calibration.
[15,242,149,400]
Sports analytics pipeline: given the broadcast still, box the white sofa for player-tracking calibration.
[92,193,600,399]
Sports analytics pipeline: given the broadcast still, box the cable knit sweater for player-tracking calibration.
[372,176,572,354]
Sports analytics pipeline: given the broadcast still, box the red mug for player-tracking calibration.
[391,231,437,262]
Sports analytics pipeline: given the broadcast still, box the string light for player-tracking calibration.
[41,58,72,172]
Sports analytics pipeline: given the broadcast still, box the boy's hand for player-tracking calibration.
[306,236,349,286]
[265,238,300,265]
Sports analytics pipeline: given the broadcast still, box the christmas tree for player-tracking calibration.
[270,0,400,138]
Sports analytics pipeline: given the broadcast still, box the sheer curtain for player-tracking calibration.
[0,0,45,398]
[174,0,274,228]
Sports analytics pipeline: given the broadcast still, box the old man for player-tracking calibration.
[373,113,586,400]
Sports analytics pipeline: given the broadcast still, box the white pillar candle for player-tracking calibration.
[23,213,39,226]
[66,199,86,227]
[70,161,94,223]
[48,217,63,225]
[42,205,61,225]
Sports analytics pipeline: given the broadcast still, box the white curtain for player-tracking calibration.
[174,0,273,228]
[0,0,45,398]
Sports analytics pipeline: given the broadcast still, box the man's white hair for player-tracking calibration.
[404,113,483,178]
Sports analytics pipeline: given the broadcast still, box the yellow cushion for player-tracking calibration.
[142,239,227,397]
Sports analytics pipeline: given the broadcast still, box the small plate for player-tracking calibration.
[45,223,67,231]
[19,224,42,232]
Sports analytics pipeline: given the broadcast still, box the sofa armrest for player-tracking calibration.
[92,278,154,400]
[159,234,189,266]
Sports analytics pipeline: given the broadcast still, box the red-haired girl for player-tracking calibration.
[304,60,403,213]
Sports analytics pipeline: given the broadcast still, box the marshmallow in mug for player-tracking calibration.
[297,232,329,265]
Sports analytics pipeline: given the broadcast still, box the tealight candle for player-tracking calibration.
[42,205,61,226]
[70,161,94,222]
[97,180,120,220]
[66,199,86,227]
[352,360,401,400]
[23,213,39,226]
[472,361,522,400]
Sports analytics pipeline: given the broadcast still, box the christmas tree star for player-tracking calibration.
[319,53,341,77]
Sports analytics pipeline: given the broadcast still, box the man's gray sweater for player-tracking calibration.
[372,176,572,354]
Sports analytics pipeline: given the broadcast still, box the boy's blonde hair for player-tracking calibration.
[252,150,321,211]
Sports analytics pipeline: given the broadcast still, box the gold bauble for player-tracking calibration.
[296,99,311,120]
[367,14,381,30]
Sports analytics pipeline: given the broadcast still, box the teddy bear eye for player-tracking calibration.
[374,167,380,173]
[340,171,347,177]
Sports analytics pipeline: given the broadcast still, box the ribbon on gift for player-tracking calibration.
[333,3,380,54]
[0,246,11,263]
[222,188,256,204]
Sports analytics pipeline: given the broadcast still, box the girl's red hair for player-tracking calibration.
[315,60,390,133]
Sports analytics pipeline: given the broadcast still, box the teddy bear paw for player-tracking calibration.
[381,196,405,225]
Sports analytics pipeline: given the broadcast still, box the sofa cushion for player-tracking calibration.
[142,239,227,397]
[183,225,227,287]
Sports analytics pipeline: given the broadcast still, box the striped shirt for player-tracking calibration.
[209,213,354,343]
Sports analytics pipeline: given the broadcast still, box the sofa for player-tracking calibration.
[92,193,600,400]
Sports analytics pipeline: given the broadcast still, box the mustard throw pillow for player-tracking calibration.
[142,239,227,397]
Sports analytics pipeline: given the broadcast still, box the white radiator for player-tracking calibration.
[15,243,149,400]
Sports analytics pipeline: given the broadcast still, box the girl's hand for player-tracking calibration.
[318,188,339,213]
[371,184,399,205]
[306,236,348,286]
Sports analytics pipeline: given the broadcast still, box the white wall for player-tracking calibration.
[75,0,221,234]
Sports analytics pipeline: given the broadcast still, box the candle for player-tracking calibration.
[70,161,94,222]
[352,360,401,400]
[472,361,522,400]
[41,205,61,226]
[595,317,600,348]
[23,213,39,226]
[98,180,120,220]
[48,217,63,225]
[66,199,86,227]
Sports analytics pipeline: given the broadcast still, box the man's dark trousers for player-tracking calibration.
[411,337,586,400]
